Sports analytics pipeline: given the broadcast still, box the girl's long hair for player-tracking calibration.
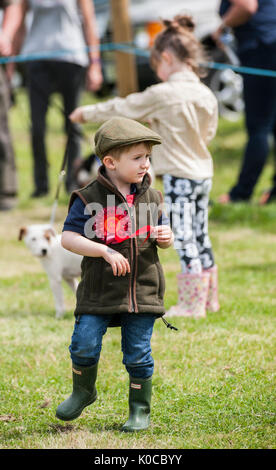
[150,14,208,77]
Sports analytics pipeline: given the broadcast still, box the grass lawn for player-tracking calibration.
[0,90,275,449]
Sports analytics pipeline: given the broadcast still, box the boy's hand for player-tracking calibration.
[153,225,173,248]
[69,107,85,123]
[102,246,131,276]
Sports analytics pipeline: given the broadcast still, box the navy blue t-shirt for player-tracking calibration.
[63,187,169,238]
[220,0,276,53]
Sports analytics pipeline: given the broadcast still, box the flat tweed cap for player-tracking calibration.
[94,117,162,159]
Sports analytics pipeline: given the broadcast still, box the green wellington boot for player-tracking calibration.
[56,363,98,421]
[121,376,152,432]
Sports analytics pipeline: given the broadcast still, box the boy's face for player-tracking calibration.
[105,143,151,185]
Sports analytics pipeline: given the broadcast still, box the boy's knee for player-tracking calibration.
[69,343,100,366]
[70,335,101,359]
[123,349,154,378]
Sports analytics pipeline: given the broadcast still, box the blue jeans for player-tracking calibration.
[69,314,157,379]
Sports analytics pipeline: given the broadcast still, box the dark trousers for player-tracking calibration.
[0,66,17,200]
[230,42,276,201]
[26,61,86,193]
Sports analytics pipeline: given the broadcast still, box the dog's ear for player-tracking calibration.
[44,227,56,241]
[49,227,56,237]
[18,227,27,241]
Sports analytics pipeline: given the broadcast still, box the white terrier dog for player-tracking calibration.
[19,224,82,318]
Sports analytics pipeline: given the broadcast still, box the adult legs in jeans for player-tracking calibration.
[223,43,276,202]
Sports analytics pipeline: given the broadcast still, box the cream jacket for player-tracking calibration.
[82,69,218,179]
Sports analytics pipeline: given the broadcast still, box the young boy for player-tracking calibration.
[56,117,174,432]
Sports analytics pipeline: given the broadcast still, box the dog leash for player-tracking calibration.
[49,125,73,226]
[49,118,94,225]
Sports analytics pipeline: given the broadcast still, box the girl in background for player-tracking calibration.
[70,14,220,318]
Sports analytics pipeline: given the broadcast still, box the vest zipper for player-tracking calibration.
[128,204,137,313]
[115,191,139,314]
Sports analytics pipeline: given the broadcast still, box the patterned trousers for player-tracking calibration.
[163,175,215,274]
